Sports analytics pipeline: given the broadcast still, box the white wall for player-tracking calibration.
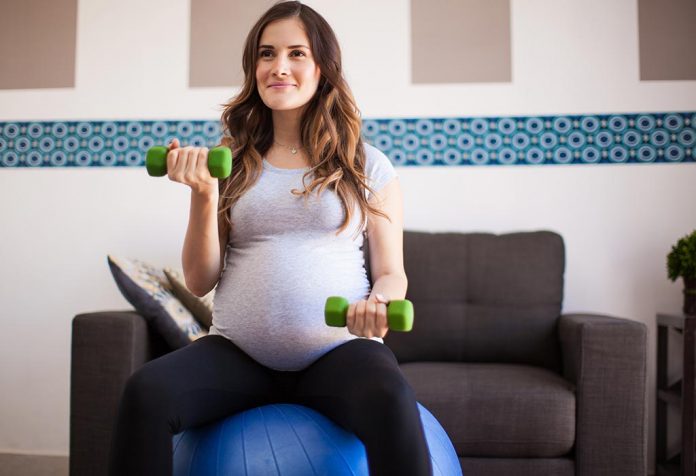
[1,0,695,471]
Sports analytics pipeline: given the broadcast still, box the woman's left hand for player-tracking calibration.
[346,293,390,338]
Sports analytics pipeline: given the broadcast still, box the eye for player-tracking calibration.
[291,50,306,57]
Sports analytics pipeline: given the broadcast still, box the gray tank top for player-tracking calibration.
[209,143,398,370]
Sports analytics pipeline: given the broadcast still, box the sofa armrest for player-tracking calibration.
[558,313,647,476]
[69,311,169,476]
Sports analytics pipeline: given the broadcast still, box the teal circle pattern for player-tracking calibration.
[1,112,694,168]
[360,112,695,166]
[0,120,223,168]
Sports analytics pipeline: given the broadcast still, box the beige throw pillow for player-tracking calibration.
[164,268,214,331]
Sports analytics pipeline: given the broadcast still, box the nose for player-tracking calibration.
[271,54,290,77]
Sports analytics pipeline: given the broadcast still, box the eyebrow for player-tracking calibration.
[258,45,309,49]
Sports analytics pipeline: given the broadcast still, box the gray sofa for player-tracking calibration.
[70,230,648,475]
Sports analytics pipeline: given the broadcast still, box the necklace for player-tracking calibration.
[274,140,302,155]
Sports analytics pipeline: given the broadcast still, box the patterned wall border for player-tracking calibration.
[1,112,694,168]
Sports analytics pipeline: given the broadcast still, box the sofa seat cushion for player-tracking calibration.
[400,362,576,458]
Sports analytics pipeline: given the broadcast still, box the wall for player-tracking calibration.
[1,0,695,472]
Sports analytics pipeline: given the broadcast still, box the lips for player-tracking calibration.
[269,83,295,88]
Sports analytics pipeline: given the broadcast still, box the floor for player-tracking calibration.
[0,454,68,476]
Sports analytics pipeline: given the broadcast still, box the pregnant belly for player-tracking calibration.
[211,238,371,369]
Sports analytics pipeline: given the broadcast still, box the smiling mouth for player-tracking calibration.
[270,84,296,88]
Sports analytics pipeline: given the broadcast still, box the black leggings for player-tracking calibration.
[108,335,432,476]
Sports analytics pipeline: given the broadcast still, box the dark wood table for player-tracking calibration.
[657,312,696,476]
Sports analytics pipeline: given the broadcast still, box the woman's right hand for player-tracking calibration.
[166,138,218,196]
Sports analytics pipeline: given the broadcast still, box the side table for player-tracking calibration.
[657,312,696,476]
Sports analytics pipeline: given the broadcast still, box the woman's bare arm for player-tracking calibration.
[182,189,225,297]
[365,177,408,301]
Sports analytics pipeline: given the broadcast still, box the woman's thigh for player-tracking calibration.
[291,339,431,475]
[292,338,418,430]
[120,334,280,433]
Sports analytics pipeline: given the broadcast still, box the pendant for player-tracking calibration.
[291,147,297,154]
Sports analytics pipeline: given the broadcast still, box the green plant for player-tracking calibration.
[667,230,696,282]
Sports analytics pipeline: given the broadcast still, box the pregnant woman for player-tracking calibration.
[108,2,431,475]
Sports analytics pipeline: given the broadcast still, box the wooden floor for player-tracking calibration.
[0,453,68,476]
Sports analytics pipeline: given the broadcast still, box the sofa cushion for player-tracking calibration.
[460,457,574,476]
[385,231,564,371]
[401,362,575,458]
[163,267,214,331]
[107,255,207,349]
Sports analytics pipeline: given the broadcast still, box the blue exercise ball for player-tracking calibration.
[172,402,461,476]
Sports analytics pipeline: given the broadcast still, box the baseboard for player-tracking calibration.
[0,452,68,476]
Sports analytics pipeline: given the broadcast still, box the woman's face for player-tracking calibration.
[256,18,322,113]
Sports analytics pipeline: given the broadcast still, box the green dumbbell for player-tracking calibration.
[145,145,233,178]
[324,296,414,332]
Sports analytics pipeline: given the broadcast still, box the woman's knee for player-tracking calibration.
[355,374,417,417]
[120,363,171,416]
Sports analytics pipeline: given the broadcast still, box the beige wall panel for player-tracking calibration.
[638,0,696,81]
[0,0,77,90]
[190,0,276,87]
[411,0,511,84]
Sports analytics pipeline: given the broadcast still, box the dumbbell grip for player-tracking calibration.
[146,145,233,178]
[324,296,414,332]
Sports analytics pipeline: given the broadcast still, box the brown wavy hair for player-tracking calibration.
[216,0,390,243]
